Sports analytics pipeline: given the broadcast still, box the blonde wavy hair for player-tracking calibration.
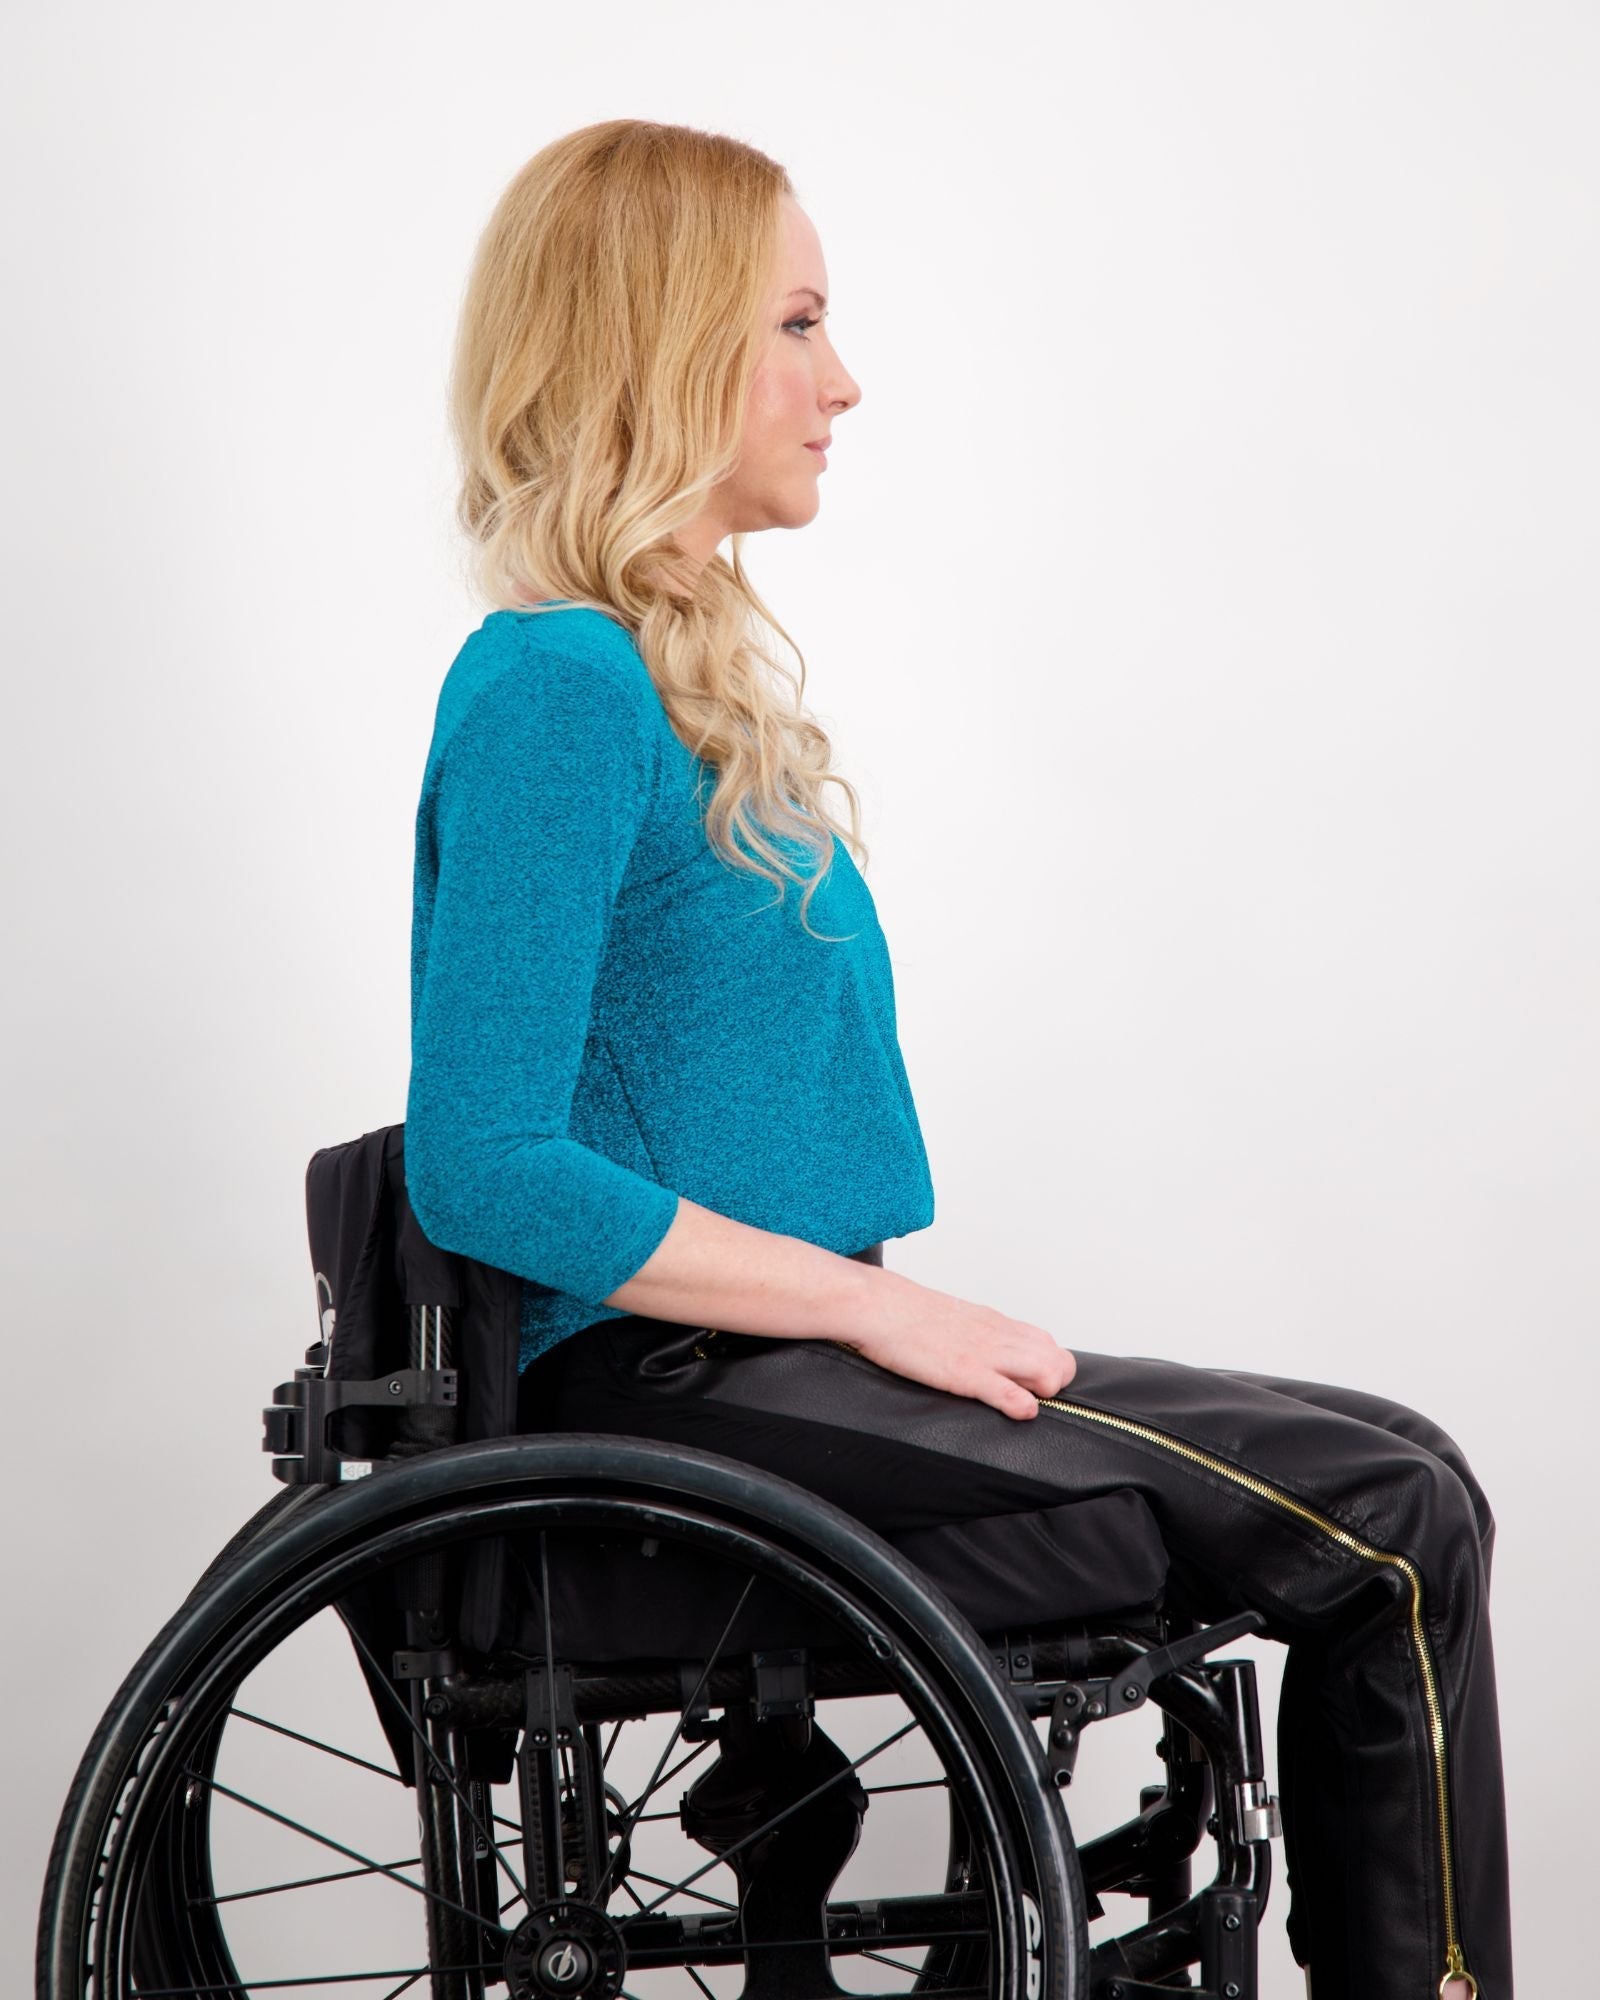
[448,118,867,940]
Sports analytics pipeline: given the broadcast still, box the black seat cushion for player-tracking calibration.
[887,1487,1169,1632]
[489,1488,1169,1663]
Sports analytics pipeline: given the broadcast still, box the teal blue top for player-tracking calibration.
[406,605,936,1368]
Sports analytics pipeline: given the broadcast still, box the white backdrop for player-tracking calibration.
[5,3,1596,1993]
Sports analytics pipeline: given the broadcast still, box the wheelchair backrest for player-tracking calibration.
[303,1120,524,1455]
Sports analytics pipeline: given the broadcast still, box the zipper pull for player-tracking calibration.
[1439,1946,1478,1997]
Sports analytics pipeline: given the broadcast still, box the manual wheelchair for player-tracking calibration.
[39,1125,1286,2000]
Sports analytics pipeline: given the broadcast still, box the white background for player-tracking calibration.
[5,3,1596,1993]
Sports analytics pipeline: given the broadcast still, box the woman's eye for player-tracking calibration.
[783,315,822,338]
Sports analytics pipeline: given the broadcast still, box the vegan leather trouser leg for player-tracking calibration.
[535,1316,1512,2000]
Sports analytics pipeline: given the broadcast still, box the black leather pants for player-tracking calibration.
[526,1299,1512,2000]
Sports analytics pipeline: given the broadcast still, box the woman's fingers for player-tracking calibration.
[982,1374,1040,1421]
[847,1290,1075,1420]
[1001,1332,1078,1401]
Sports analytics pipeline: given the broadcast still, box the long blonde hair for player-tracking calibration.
[448,118,867,939]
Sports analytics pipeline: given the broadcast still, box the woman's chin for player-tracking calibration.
[780,484,825,529]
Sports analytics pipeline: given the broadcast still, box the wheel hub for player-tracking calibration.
[504,1901,626,2000]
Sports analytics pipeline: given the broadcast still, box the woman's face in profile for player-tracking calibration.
[708,195,862,545]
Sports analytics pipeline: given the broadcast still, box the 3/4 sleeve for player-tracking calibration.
[404,644,681,1303]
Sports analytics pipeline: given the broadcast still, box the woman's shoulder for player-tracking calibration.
[460,602,654,698]
[430,603,666,753]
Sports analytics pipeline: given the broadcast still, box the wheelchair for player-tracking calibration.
[39,1126,1286,2000]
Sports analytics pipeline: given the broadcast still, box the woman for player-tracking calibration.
[406,119,1509,1998]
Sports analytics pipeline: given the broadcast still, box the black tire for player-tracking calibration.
[39,1434,1090,1999]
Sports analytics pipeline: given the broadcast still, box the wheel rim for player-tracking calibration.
[52,1448,1084,1998]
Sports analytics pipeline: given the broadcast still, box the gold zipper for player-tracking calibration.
[1036,1392,1478,1999]
[690,1333,1478,1993]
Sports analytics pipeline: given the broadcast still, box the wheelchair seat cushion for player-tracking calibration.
[493,1486,1170,1664]
[886,1485,1169,1632]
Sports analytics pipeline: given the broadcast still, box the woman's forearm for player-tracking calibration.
[603,1192,1077,1421]
[601,1193,878,1339]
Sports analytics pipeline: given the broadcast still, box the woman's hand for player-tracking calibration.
[606,1204,1074,1417]
[838,1270,1077,1420]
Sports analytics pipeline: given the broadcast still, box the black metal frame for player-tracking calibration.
[401,1619,1280,1999]
[35,1120,1290,2000]
[257,1319,1285,2000]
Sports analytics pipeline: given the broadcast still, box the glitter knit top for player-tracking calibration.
[406,605,935,1368]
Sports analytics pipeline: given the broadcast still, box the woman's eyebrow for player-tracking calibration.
[787,287,828,308]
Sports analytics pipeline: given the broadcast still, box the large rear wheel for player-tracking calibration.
[39,1435,1091,1999]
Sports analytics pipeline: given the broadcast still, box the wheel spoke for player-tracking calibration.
[194,1854,421,1905]
[594,1574,756,1903]
[859,1946,931,1977]
[623,1736,714,1815]
[629,1715,922,1916]
[228,1706,404,1783]
[132,1967,503,1996]
[535,1531,568,1896]
[184,1769,505,1938]
[625,1867,737,1912]
[341,1617,529,1912]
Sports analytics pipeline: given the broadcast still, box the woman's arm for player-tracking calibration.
[605,1194,1077,1421]
[407,643,682,1308]
[409,630,1072,1420]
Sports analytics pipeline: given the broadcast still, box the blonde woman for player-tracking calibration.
[407,119,1508,2000]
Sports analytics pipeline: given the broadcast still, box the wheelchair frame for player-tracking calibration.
[255,1302,1287,1999]
[38,1126,1288,2000]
